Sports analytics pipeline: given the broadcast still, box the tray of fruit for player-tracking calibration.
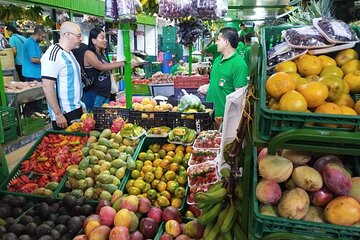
[167,127,196,146]
[187,182,218,205]
[193,137,221,150]
[146,126,171,138]
[188,149,219,166]
[187,161,219,188]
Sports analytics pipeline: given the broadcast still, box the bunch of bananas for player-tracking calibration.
[195,180,247,239]
[0,4,23,23]
[141,0,158,16]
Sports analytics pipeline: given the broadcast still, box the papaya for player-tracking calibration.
[112,159,127,168]
[71,189,84,198]
[89,155,99,164]
[84,187,94,199]
[108,149,121,158]
[127,155,136,170]
[89,130,101,138]
[103,184,118,194]
[81,147,90,157]
[98,138,111,148]
[74,170,87,180]
[94,145,108,153]
[78,157,91,170]
[94,150,106,160]
[100,129,112,139]
[45,182,59,191]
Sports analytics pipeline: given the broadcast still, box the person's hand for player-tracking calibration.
[56,114,68,129]
[82,106,87,114]
[198,84,209,95]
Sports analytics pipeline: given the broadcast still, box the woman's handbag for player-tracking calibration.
[81,69,94,91]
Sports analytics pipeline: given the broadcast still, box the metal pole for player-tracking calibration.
[201,33,205,62]
[0,61,6,106]
[122,23,133,109]
[188,44,192,76]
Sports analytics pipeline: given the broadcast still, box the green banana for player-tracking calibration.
[207,181,223,193]
[203,219,216,239]
[221,203,237,233]
[234,181,243,200]
[234,197,243,215]
[197,201,223,225]
[205,221,220,240]
[224,231,233,240]
[216,206,228,226]
[194,187,227,204]
[233,222,247,240]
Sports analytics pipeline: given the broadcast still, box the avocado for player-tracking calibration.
[5,217,16,230]
[33,216,42,226]
[51,203,60,213]
[0,225,7,236]
[12,196,27,207]
[25,222,37,236]
[60,233,74,240]
[39,235,54,240]
[2,232,17,240]
[55,215,71,225]
[19,215,33,225]
[26,209,35,217]
[51,229,61,240]
[48,214,57,222]
[81,204,93,216]
[18,235,32,240]
[67,216,82,234]
[54,224,67,236]
[11,207,23,218]
[76,197,85,206]
[0,207,10,219]
[43,221,54,228]
[9,223,25,235]
[36,224,52,238]
[2,195,15,204]
[23,202,34,211]
[39,203,50,220]
[63,195,77,209]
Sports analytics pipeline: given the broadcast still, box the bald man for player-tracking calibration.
[41,22,86,130]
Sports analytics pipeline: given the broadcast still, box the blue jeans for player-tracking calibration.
[83,91,97,112]
[93,95,110,108]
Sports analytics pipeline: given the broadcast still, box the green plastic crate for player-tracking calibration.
[20,117,46,136]
[133,83,151,96]
[0,131,86,197]
[162,26,177,35]
[249,130,360,239]
[3,124,18,144]
[0,106,16,129]
[257,26,360,141]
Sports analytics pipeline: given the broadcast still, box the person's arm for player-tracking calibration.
[28,43,41,64]
[233,60,249,90]
[84,50,124,71]
[42,78,67,128]
[9,38,17,56]
[30,57,41,64]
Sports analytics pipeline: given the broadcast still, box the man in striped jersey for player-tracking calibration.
[41,22,86,130]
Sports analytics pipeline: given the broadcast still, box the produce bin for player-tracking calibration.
[249,129,360,239]
[93,107,130,131]
[19,117,46,136]
[0,131,86,197]
[0,123,17,144]
[0,106,16,129]
[123,137,189,212]
[133,83,151,96]
[257,26,360,141]
[0,146,9,183]
[129,111,168,130]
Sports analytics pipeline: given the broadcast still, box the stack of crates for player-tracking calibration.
[0,106,17,144]
[145,55,162,78]
[160,26,183,61]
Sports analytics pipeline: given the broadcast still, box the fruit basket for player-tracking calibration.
[258,26,360,141]
[250,129,360,239]
[0,131,86,197]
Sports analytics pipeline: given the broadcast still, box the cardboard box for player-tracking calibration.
[0,48,15,70]
[3,75,14,85]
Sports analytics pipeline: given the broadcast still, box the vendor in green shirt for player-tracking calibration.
[170,60,185,75]
[205,27,249,126]
[237,33,252,66]
[202,36,221,62]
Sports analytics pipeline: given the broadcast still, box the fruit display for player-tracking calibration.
[147,126,171,136]
[159,217,205,239]
[255,148,360,227]
[132,97,174,112]
[4,81,42,93]
[150,72,175,84]
[193,130,221,149]
[6,133,86,195]
[59,129,140,201]
[66,113,96,133]
[189,148,218,166]
[132,79,151,84]
[0,194,95,240]
[102,96,143,108]
[125,141,191,208]
[265,48,360,126]
[119,123,145,139]
[168,127,196,145]
[187,162,218,187]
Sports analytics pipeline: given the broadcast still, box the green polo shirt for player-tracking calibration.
[206,52,249,117]
[205,43,221,61]
[170,63,179,75]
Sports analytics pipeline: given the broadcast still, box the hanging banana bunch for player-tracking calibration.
[141,0,158,16]
[1,4,23,24]
[24,5,44,24]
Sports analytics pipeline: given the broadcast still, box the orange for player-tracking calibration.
[354,100,360,115]
[344,81,350,94]
[167,151,175,157]
[287,72,301,82]
[341,59,360,75]
[315,102,342,128]
[294,78,310,90]
[320,66,344,78]
[166,143,176,152]
[319,74,345,101]
[340,106,358,129]
[297,55,323,77]
[335,49,359,67]
[305,75,321,82]
[268,98,279,110]
[185,146,193,153]
[279,90,308,112]
[343,70,360,93]
[171,198,182,208]
[157,181,167,192]
[153,159,162,167]
[298,82,329,108]
[334,94,355,108]
[266,72,295,100]
[318,55,337,68]
[274,60,297,73]
[160,190,172,200]
[175,145,185,153]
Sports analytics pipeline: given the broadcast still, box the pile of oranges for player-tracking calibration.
[266,48,360,126]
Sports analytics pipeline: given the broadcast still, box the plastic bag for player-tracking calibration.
[195,0,227,20]
[158,0,194,19]
[283,26,332,49]
[313,18,360,43]
[177,20,208,45]
[267,42,292,60]
[105,0,118,19]
[268,48,308,69]
[117,0,137,22]
[178,94,202,111]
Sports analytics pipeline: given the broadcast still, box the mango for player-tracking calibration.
[120,195,139,212]
[88,225,111,240]
[114,208,132,228]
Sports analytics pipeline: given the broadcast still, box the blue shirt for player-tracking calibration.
[9,34,26,65]
[22,36,42,78]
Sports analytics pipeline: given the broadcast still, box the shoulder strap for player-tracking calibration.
[14,34,24,43]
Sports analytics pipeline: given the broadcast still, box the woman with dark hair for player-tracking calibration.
[83,27,124,111]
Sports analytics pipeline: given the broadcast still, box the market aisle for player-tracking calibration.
[5,141,34,171]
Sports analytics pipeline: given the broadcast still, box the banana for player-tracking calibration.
[234,197,243,215]
[195,187,227,204]
[233,222,247,240]
[205,221,220,240]
[203,219,216,239]
[197,201,223,225]
[216,206,228,226]
[224,231,233,240]
[221,203,236,233]
[207,181,223,193]
[234,182,243,200]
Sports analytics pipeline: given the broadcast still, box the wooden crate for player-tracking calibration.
[0,49,15,70]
